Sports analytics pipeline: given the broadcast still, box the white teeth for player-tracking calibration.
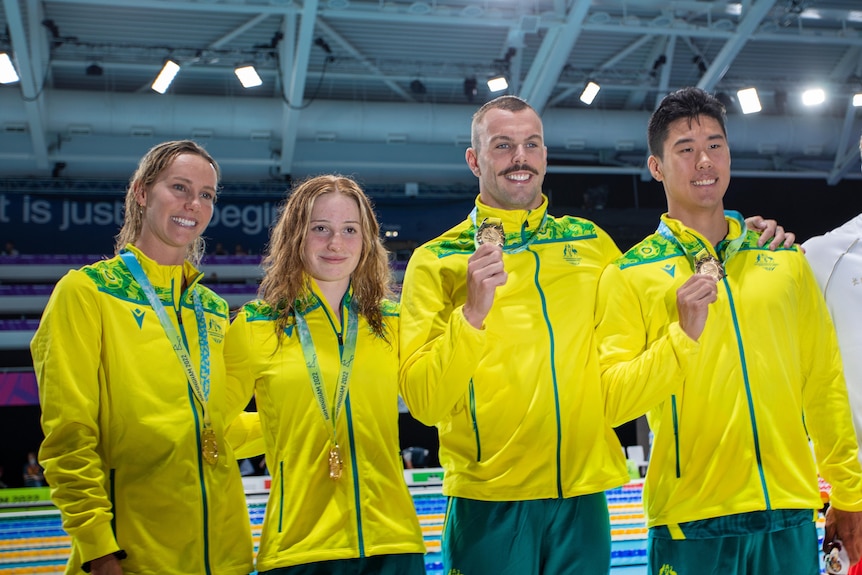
[693,178,716,186]
[172,217,196,227]
[507,173,530,181]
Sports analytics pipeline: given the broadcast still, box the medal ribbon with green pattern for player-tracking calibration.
[657,210,746,274]
[469,206,548,254]
[293,300,359,449]
[119,251,212,428]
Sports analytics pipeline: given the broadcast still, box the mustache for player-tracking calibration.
[499,164,539,177]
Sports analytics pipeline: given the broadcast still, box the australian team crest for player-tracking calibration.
[755,253,778,271]
[563,244,581,265]
[207,318,224,344]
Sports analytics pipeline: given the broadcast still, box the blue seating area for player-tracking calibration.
[0,479,653,575]
[0,254,409,347]
[0,254,268,347]
[0,476,838,574]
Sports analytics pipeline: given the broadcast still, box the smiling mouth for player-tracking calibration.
[172,216,197,227]
[692,178,717,186]
[500,164,538,179]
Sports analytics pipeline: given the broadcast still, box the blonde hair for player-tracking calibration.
[259,174,392,340]
[114,140,220,266]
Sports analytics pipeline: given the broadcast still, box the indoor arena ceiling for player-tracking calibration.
[0,0,861,186]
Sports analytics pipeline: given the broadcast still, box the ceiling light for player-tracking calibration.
[0,53,20,84]
[801,88,826,106]
[234,65,263,88]
[853,93,862,107]
[487,75,508,93]
[579,81,601,105]
[737,87,762,114]
[151,60,180,94]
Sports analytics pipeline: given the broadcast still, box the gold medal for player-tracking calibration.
[328,444,343,480]
[201,426,219,465]
[695,254,725,281]
[476,218,504,248]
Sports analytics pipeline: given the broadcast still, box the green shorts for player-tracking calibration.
[258,553,425,575]
[648,509,819,575]
[442,493,611,575]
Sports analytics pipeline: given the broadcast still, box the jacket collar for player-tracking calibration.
[124,243,202,291]
[658,210,746,265]
[472,194,549,249]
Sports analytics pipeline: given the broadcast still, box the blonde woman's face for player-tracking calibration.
[135,153,217,265]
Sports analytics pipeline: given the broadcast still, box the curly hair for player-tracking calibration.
[259,174,393,341]
[114,140,220,266]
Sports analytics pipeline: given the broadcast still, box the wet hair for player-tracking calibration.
[114,140,220,266]
[647,87,728,159]
[258,174,392,341]
[471,95,539,152]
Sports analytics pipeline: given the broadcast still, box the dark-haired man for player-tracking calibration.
[597,87,862,574]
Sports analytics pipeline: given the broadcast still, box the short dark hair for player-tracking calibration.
[648,87,728,159]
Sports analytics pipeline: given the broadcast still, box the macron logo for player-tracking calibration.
[662,264,675,277]
[132,308,145,329]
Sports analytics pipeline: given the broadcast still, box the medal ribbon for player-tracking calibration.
[656,210,746,274]
[470,206,548,254]
[119,251,212,426]
[293,299,359,448]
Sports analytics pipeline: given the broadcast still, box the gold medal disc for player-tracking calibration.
[695,254,725,281]
[328,445,343,480]
[476,218,504,248]
[201,427,219,465]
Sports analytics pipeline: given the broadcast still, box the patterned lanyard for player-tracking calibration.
[469,206,548,254]
[657,210,746,273]
[293,300,359,479]
[119,251,211,424]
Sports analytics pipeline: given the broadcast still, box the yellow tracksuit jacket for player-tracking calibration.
[31,244,253,575]
[597,212,862,528]
[223,282,425,571]
[400,195,651,501]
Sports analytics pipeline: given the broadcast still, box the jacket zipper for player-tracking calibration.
[724,280,771,509]
[177,278,213,575]
[345,396,366,556]
[528,247,563,498]
[332,300,365,554]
